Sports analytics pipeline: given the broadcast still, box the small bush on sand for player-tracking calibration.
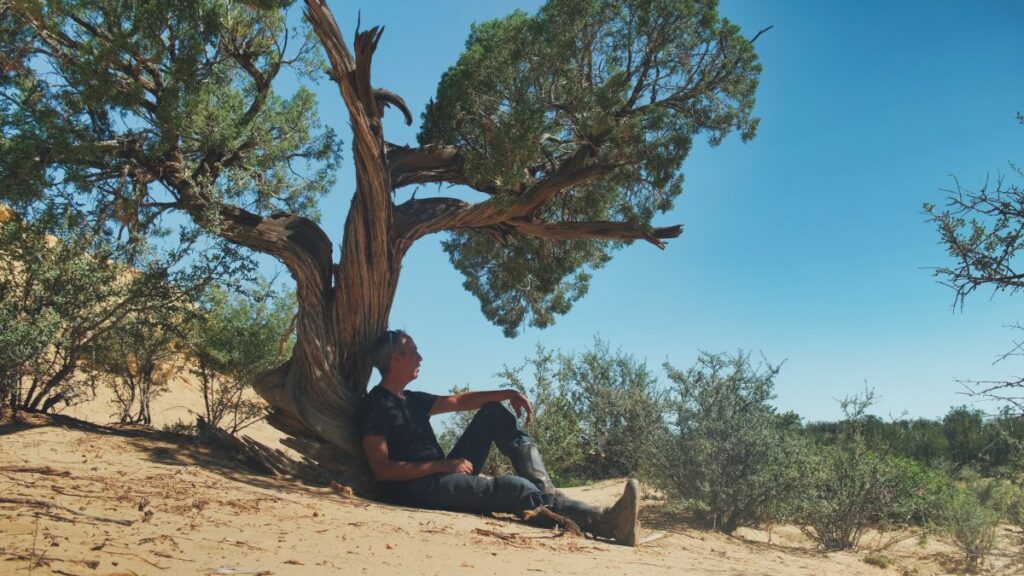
[657,351,813,534]
[187,283,294,434]
[796,392,938,551]
[935,488,1000,574]
[863,553,893,569]
[441,339,668,486]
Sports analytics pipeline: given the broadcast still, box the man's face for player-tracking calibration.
[390,336,422,383]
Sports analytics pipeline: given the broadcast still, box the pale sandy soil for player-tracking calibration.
[2,381,1022,576]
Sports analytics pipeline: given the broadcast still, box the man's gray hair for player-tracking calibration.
[369,329,410,376]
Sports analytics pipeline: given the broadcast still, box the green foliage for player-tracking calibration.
[0,210,182,411]
[2,0,339,245]
[187,281,294,433]
[969,476,1024,526]
[925,156,1024,309]
[445,234,609,338]
[425,0,762,336]
[90,306,184,425]
[563,339,667,478]
[889,418,951,469]
[796,392,943,551]
[935,488,1000,574]
[801,404,1024,477]
[862,554,894,569]
[508,339,667,482]
[657,350,811,534]
[440,339,667,486]
[493,346,588,485]
[944,406,987,470]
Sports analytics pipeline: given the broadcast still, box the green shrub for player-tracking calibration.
[496,345,589,485]
[969,476,1024,525]
[186,283,294,434]
[657,351,813,534]
[935,488,999,574]
[862,553,893,569]
[796,392,942,550]
[563,339,668,479]
[440,340,668,486]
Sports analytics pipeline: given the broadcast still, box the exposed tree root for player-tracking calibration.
[195,417,331,484]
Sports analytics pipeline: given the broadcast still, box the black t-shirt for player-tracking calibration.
[357,385,445,465]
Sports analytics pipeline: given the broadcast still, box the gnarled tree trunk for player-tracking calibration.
[244,0,683,494]
[249,2,404,494]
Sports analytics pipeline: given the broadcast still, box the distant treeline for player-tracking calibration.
[801,407,1024,477]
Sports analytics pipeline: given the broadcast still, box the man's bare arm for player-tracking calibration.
[429,390,534,424]
[362,435,472,482]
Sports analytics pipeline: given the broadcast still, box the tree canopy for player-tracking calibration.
[418,0,762,334]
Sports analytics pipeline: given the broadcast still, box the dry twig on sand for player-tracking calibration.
[0,497,133,526]
[103,549,170,569]
[473,528,530,547]
[0,466,71,477]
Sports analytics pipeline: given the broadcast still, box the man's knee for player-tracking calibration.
[473,401,517,427]
[479,401,511,416]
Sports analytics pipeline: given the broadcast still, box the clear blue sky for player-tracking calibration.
[279,0,1024,422]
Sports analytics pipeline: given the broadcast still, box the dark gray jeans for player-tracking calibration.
[389,402,551,516]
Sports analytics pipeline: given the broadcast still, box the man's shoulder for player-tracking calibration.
[360,385,394,410]
[359,386,438,414]
[406,389,439,402]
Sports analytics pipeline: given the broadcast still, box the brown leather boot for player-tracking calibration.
[550,479,640,546]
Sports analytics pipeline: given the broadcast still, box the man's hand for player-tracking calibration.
[438,458,474,475]
[507,391,534,426]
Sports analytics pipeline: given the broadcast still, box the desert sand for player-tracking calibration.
[2,378,1021,576]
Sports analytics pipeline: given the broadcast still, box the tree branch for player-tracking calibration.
[305,0,395,272]
[387,144,482,191]
[394,196,470,239]
[507,220,682,249]
[392,147,617,243]
[395,196,682,249]
[375,88,412,126]
[159,148,334,297]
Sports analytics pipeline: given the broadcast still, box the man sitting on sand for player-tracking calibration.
[357,329,640,546]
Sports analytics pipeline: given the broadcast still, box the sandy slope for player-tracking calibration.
[1,384,1020,575]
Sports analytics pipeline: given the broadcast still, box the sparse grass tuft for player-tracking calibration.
[863,553,893,569]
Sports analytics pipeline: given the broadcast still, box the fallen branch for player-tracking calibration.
[0,550,100,570]
[523,506,583,537]
[49,485,123,501]
[217,538,264,552]
[0,496,133,526]
[26,510,114,527]
[0,466,71,477]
